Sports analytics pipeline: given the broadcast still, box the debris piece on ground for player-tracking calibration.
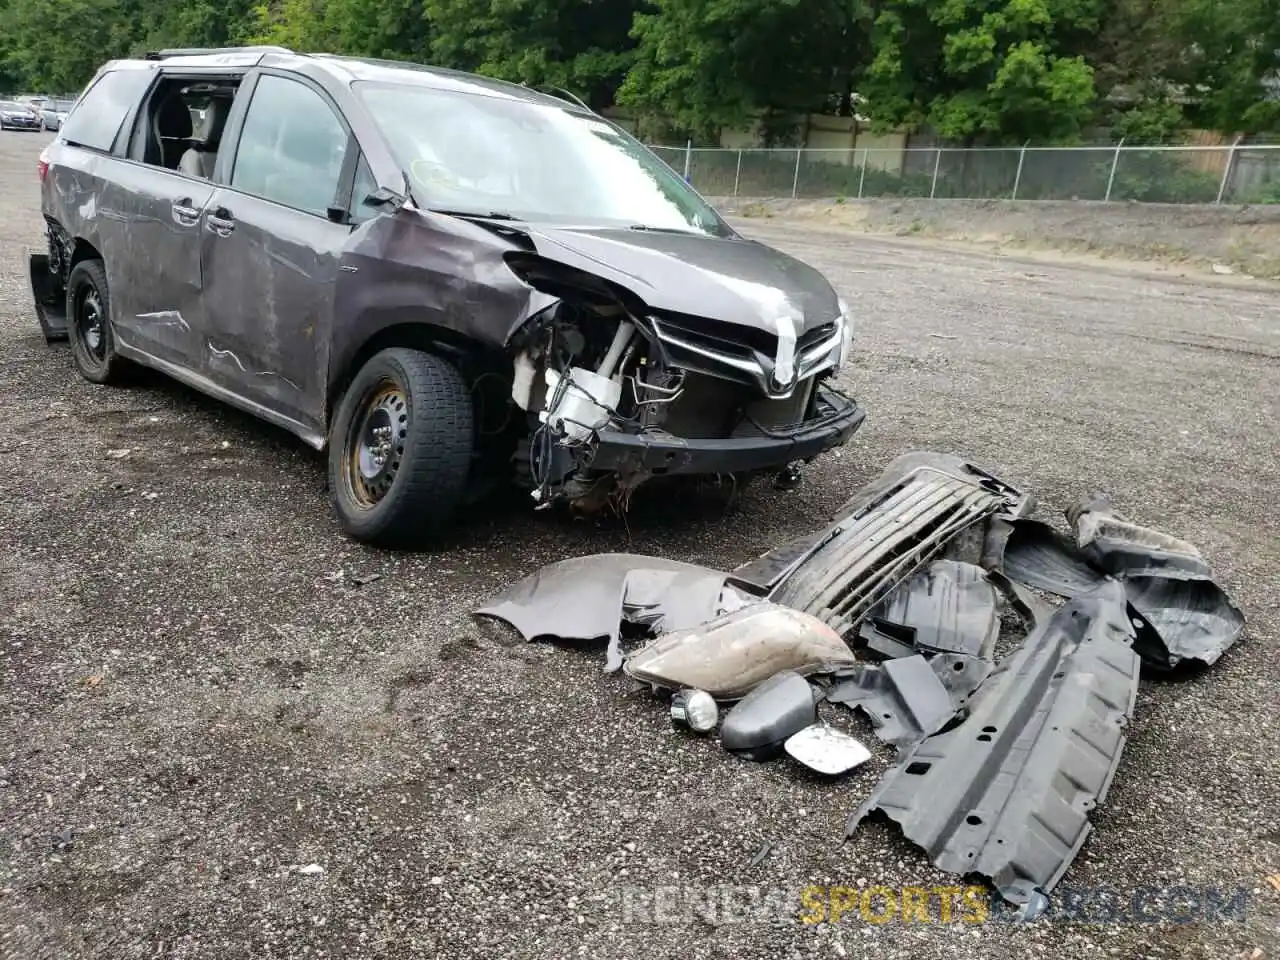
[996,519,1101,597]
[623,604,855,700]
[784,724,872,775]
[472,448,1247,905]
[474,554,751,672]
[846,580,1142,907]
[990,500,1245,668]
[761,453,1032,638]
[857,560,1000,659]
[729,453,1032,598]
[926,653,995,712]
[720,670,820,760]
[826,655,957,750]
[668,688,718,734]
[350,572,383,587]
[1068,494,1210,579]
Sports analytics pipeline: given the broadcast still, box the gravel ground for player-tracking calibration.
[1,130,1278,959]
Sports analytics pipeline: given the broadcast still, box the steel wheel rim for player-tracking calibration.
[76,286,106,360]
[345,379,409,507]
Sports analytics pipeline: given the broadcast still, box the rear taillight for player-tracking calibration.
[37,148,49,183]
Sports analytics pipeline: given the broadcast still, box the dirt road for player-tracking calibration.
[2,130,1277,959]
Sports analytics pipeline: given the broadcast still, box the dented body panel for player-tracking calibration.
[199,187,350,433]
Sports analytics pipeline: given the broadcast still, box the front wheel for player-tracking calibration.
[328,347,474,546]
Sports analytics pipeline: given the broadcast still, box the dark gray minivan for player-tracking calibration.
[31,46,863,546]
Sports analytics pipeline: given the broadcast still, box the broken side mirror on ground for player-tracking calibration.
[473,450,1248,910]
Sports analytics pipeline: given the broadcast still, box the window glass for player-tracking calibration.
[231,75,347,217]
[348,155,379,223]
[353,80,730,236]
[61,69,152,153]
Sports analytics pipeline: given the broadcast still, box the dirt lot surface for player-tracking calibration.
[717,196,1280,282]
[2,130,1278,959]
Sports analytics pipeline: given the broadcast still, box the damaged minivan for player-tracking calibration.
[31,46,864,545]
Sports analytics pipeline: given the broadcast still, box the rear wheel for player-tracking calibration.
[329,347,474,546]
[66,259,129,385]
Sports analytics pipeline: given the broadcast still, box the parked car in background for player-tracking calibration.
[0,101,42,130]
[30,46,862,546]
[40,99,74,131]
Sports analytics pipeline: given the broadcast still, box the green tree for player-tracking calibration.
[425,0,641,109]
[861,0,1104,143]
[1175,0,1280,133]
[0,0,257,92]
[248,0,428,59]
[618,0,871,141]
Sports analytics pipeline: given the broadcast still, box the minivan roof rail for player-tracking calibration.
[544,86,593,113]
[144,46,295,60]
[517,83,594,113]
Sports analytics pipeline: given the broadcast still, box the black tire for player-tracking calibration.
[66,259,129,385]
[328,347,474,546]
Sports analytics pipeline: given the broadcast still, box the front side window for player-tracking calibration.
[353,80,731,236]
[231,75,348,217]
[348,155,379,224]
[61,69,153,152]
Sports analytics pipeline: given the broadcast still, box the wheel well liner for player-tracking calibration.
[69,238,103,271]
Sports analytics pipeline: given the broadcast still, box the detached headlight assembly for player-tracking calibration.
[835,298,855,371]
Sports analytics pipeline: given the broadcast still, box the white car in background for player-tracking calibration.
[39,99,74,131]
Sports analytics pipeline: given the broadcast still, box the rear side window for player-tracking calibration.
[62,69,152,152]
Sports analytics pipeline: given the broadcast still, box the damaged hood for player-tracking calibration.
[523,224,842,334]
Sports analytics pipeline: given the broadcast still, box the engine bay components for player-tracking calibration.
[507,294,864,513]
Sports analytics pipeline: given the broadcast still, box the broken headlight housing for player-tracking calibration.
[834,299,854,371]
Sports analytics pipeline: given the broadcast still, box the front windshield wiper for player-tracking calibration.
[626,223,707,235]
[429,208,524,222]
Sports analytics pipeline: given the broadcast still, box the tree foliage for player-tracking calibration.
[617,0,871,141]
[1175,0,1280,133]
[859,0,1105,143]
[0,0,1275,139]
[425,0,641,109]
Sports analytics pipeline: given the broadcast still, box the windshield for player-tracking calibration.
[353,80,730,236]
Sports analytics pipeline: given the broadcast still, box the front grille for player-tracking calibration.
[770,469,1011,637]
[655,313,836,358]
[654,311,776,359]
[798,322,837,353]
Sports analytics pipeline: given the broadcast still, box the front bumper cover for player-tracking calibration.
[584,384,864,477]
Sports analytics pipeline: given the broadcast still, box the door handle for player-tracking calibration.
[206,208,236,236]
[172,199,200,224]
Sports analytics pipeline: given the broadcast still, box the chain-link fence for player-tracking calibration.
[648,144,1280,205]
